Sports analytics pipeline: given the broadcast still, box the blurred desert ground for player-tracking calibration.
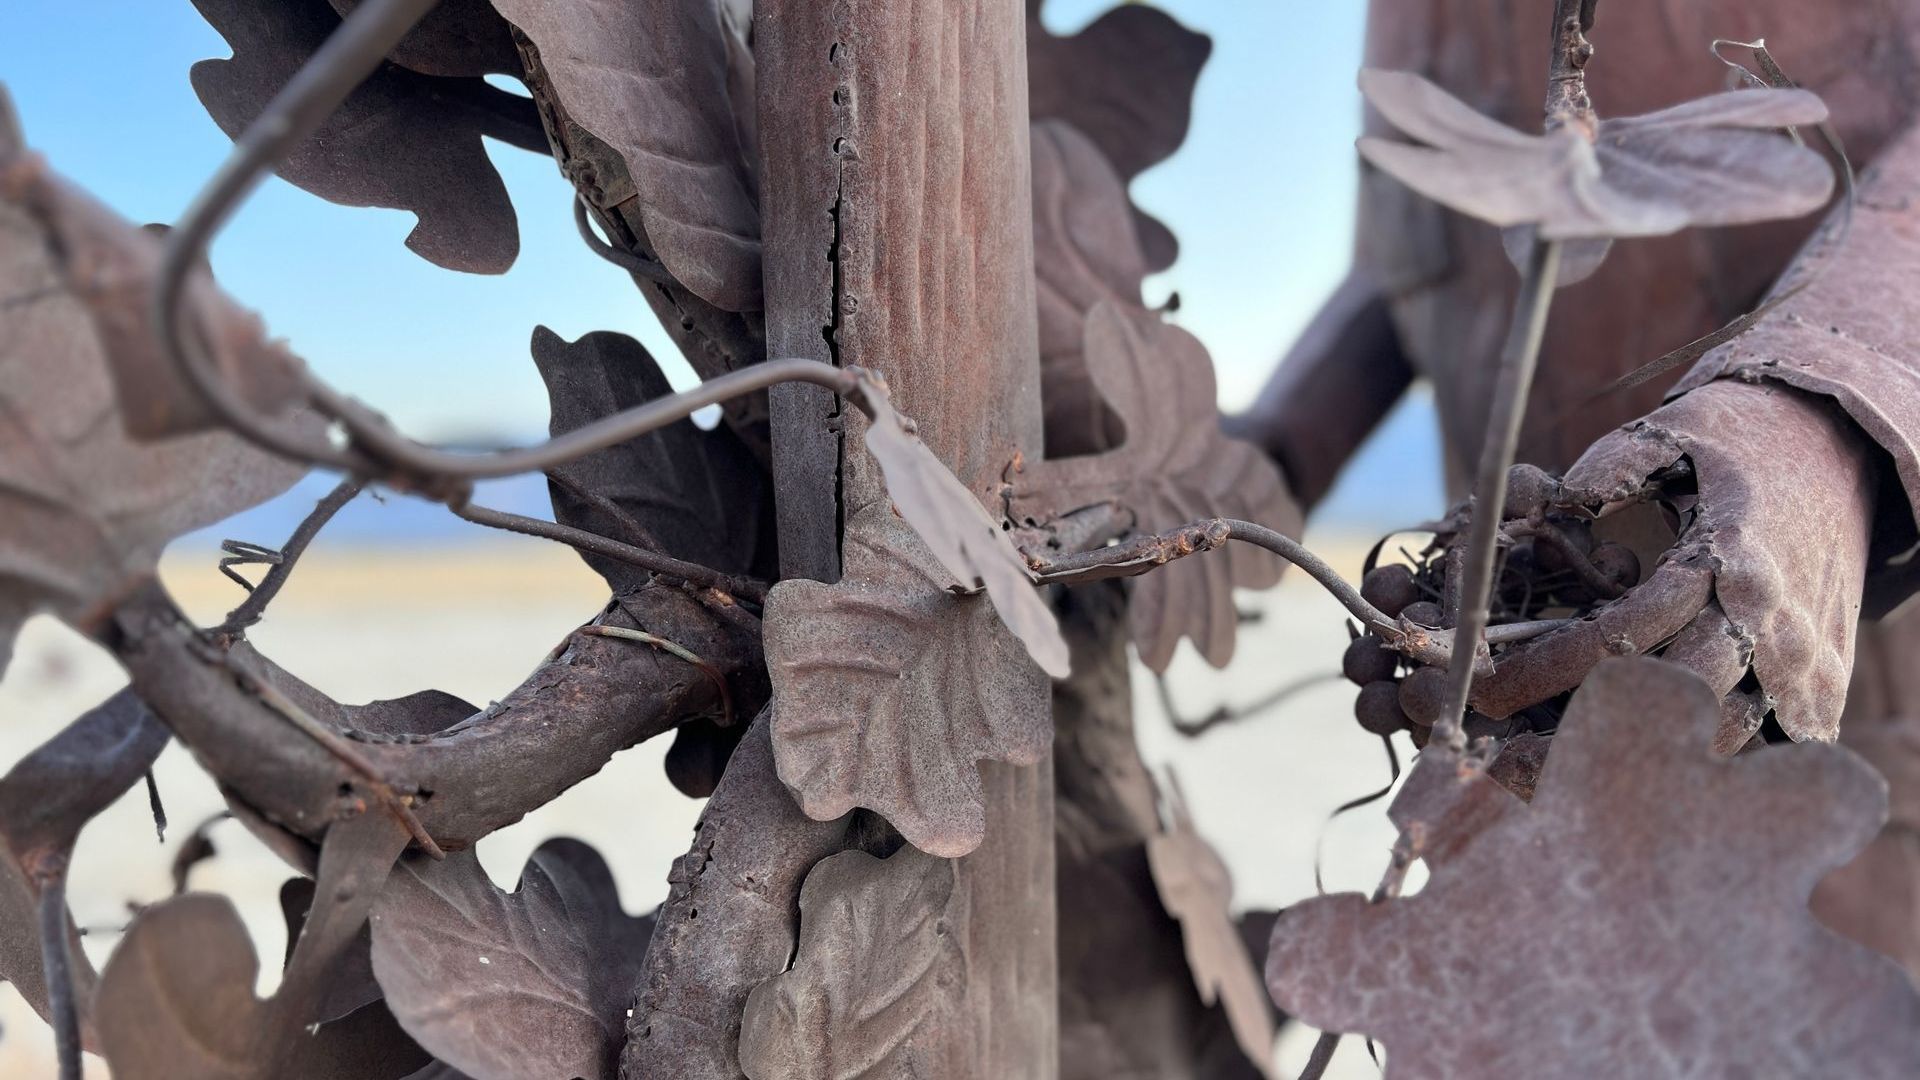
[0,504,1434,1079]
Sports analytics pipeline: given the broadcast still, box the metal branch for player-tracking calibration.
[451,500,769,602]
[105,579,754,853]
[37,874,80,1080]
[215,479,362,635]
[580,625,735,727]
[1029,518,1398,635]
[1435,239,1563,751]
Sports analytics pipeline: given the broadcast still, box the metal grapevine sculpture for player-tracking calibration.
[4,0,1920,1076]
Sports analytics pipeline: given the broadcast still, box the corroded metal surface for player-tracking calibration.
[642,1,1059,1075]
[1360,0,1920,478]
[1269,658,1920,1077]
[190,0,543,275]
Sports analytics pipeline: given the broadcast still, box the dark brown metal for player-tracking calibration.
[624,714,853,1079]
[489,0,762,311]
[1224,271,1415,512]
[371,839,654,1080]
[739,846,975,1075]
[763,509,1053,858]
[327,0,519,78]
[191,0,541,275]
[107,580,756,853]
[94,812,426,1079]
[216,480,363,634]
[1013,300,1302,672]
[0,691,169,1054]
[1436,237,1561,749]
[1356,0,1920,477]
[1025,0,1211,271]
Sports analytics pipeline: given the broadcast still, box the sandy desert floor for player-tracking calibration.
[0,531,1406,1078]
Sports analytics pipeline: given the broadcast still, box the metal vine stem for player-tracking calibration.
[1433,239,1563,751]
[152,0,870,489]
[1431,0,1596,751]
[38,872,80,1080]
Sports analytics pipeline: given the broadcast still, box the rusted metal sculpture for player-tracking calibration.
[6,0,1920,1077]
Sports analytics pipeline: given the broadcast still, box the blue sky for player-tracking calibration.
[5,0,1442,532]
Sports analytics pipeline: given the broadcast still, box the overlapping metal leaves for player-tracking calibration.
[5,0,1920,1078]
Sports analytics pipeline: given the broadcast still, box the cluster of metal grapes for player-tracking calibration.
[1343,466,1645,744]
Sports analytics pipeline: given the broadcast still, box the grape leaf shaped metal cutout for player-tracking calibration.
[1026,0,1210,271]
[856,374,1069,680]
[370,838,654,1080]
[1358,70,1835,242]
[0,122,310,678]
[738,845,972,1079]
[0,690,168,1046]
[96,813,424,1079]
[329,0,519,78]
[490,0,762,310]
[1012,300,1302,672]
[190,0,545,274]
[1266,657,1920,1078]
[1146,777,1278,1079]
[532,326,772,592]
[764,506,1052,858]
[1030,119,1148,458]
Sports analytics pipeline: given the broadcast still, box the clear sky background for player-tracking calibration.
[5,0,1444,531]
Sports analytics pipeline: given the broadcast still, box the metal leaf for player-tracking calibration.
[329,0,519,78]
[369,838,654,1080]
[1267,657,1920,1076]
[1597,92,1837,228]
[0,690,168,1040]
[764,507,1052,858]
[1030,119,1146,457]
[1013,300,1302,672]
[190,0,544,274]
[1146,780,1278,1079]
[1026,0,1210,270]
[491,0,762,309]
[96,813,424,1079]
[0,132,310,678]
[280,876,385,1027]
[859,381,1069,679]
[531,326,772,592]
[96,895,426,1080]
[1358,69,1834,240]
[738,845,972,1079]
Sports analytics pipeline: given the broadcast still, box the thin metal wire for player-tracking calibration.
[217,480,363,633]
[452,500,770,601]
[1436,239,1563,751]
[154,0,440,470]
[573,197,677,284]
